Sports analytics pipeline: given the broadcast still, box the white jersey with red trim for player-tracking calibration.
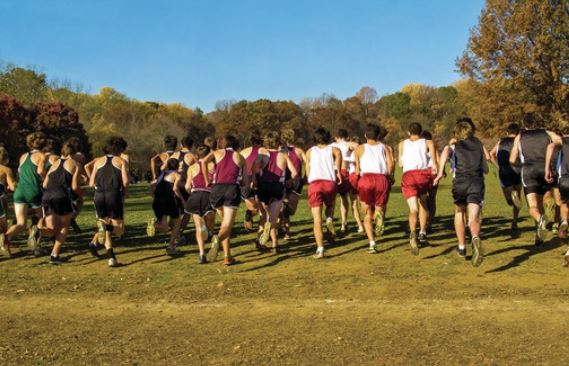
[308,145,336,183]
[401,138,429,173]
[359,143,388,175]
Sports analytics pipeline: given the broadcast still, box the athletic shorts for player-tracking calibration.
[308,180,337,208]
[210,183,241,209]
[498,167,521,188]
[452,177,484,206]
[401,169,433,200]
[185,190,214,217]
[257,181,285,205]
[558,176,569,203]
[285,178,304,195]
[241,184,257,201]
[152,196,181,220]
[521,165,551,195]
[42,197,74,216]
[94,190,124,220]
[337,169,351,196]
[13,184,42,208]
[358,174,390,207]
[179,187,190,202]
[347,173,359,195]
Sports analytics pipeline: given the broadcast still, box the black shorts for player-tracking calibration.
[42,197,75,216]
[94,191,124,220]
[210,183,241,209]
[499,167,521,188]
[452,177,484,206]
[185,190,214,217]
[558,176,569,203]
[241,184,257,201]
[285,179,304,195]
[257,181,285,205]
[152,196,181,220]
[521,165,551,195]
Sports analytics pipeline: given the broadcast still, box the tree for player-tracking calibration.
[0,65,49,106]
[458,0,569,130]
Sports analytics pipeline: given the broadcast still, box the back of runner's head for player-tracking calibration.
[420,130,433,141]
[249,130,263,146]
[181,135,194,149]
[164,135,178,151]
[350,136,361,144]
[165,158,178,171]
[408,122,422,137]
[204,136,217,150]
[221,134,240,150]
[364,123,381,141]
[263,131,281,149]
[106,136,127,156]
[0,146,9,165]
[314,127,331,145]
[196,145,211,159]
[453,120,475,140]
[66,136,82,153]
[43,139,56,154]
[456,117,475,133]
[506,123,520,136]
[26,131,47,151]
[281,128,296,146]
[61,140,78,157]
[335,129,349,140]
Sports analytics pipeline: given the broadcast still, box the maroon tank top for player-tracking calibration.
[213,148,241,184]
[286,146,302,180]
[192,160,213,192]
[245,145,259,176]
[260,151,285,183]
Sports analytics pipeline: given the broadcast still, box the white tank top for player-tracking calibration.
[401,138,429,172]
[308,145,336,183]
[360,143,388,175]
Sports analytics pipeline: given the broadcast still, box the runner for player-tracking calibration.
[150,135,178,180]
[171,135,197,240]
[281,129,306,240]
[354,124,394,254]
[146,158,184,256]
[185,145,216,264]
[306,127,342,259]
[201,134,249,265]
[39,140,81,264]
[489,123,523,230]
[6,132,47,256]
[346,136,364,233]
[509,126,561,246]
[68,136,87,233]
[434,118,489,267]
[240,131,262,232]
[0,147,16,256]
[420,131,440,232]
[253,131,298,252]
[398,122,438,255]
[331,129,353,233]
[87,137,129,267]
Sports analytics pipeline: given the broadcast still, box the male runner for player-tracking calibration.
[150,135,178,180]
[0,147,16,256]
[240,131,262,232]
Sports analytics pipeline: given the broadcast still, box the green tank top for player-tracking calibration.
[19,152,42,187]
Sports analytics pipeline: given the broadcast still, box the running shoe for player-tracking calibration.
[27,224,39,250]
[368,243,378,254]
[325,218,336,237]
[357,226,364,234]
[97,220,106,245]
[559,220,568,239]
[313,250,324,259]
[108,258,118,268]
[223,256,236,266]
[50,255,63,265]
[457,246,466,258]
[259,222,271,246]
[207,235,220,262]
[199,254,207,264]
[0,233,9,257]
[166,246,181,257]
[244,210,254,231]
[146,217,157,238]
[535,237,544,247]
[374,210,385,237]
[552,222,560,235]
[511,190,523,209]
[340,224,347,233]
[418,232,428,245]
[471,236,483,267]
[409,233,419,256]
[536,215,547,242]
[88,242,100,258]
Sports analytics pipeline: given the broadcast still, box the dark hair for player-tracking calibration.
[204,136,217,150]
[67,137,82,153]
[281,128,296,146]
[453,121,474,140]
[221,134,240,150]
[314,127,332,145]
[506,123,520,136]
[457,117,475,131]
[43,139,56,153]
[420,130,433,140]
[263,131,281,149]
[350,136,361,144]
[336,129,349,139]
[165,158,179,171]
[164,135,178,151]
[408,122,422,136]
[105,136,127,156]
[196,145,211,159]
[61,141,77,157]
[26,132,47,150]
[181,136,194,149]
[365,124,381,140]
[249,130,263,146]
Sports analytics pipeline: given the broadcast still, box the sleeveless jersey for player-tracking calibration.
[154,170,177,199]
[260,151,285,183]
[95,155,123,192]
[213,148,241,184]
[43,158,72,200]
[18,151,42,188]
[308,145,335,183]
[452,138,485,178]
[192,160,213,192]
[245,146,260,176]
[330,141,350,167]
[359,143,388,175]
[558,137,569,177]
[286,146,302,180]
[519,129,550,165]
[401,138,429,172]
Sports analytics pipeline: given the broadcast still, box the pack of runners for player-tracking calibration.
[1,117,569,268]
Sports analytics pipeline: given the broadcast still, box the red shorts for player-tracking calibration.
[337,169,351,196]
[308,180,337,208]
[358,174,390,207]
[348,173,359,194]
[401,169,433,200]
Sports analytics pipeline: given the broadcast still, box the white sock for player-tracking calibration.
[316,246,324,254]
[326,217,333,223]
[458,243,466,250]
[369,240,376,247]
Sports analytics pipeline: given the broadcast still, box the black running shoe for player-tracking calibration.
[199,254,207,264]
[88,242,100,258]
[418,232,428,245]
[457,246,466,258]
[50,255,63,265]
[535,238,544,247]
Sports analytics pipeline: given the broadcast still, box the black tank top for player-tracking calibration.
[178,151,189,181]
[497,137,514,167]
[43,158,72,200]
[559,138,569,177]
[95,155,123,193]
[453,137,486,178]
[520,129,550,165]
[154,170,176,199]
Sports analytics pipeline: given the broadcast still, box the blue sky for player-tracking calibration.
[0,0,484,111]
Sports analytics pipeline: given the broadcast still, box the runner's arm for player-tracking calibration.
[331,147,343,184]
[201,151,216,186]
[482,145,490,175]
[434,145,451,185]
[284,154,298,179]
[489,141,499,166]
[6,168,16,191]
[545,143,556,183]
[509,134,521,166]
[426,140,438,175]
[397,141,404,168]
[547,130,562,145]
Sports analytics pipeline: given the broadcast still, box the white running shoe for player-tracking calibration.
[409,233,419,256]
[97,220,106,245]
[325,218,336,237]
[471,236,483,267]
[313,249,324,259]
[146,218,157,238]
[259,222,271,246]
[108,258,118,267]
[207,235,220,262]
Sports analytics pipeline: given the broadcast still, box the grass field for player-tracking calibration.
[1,166,569,365]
